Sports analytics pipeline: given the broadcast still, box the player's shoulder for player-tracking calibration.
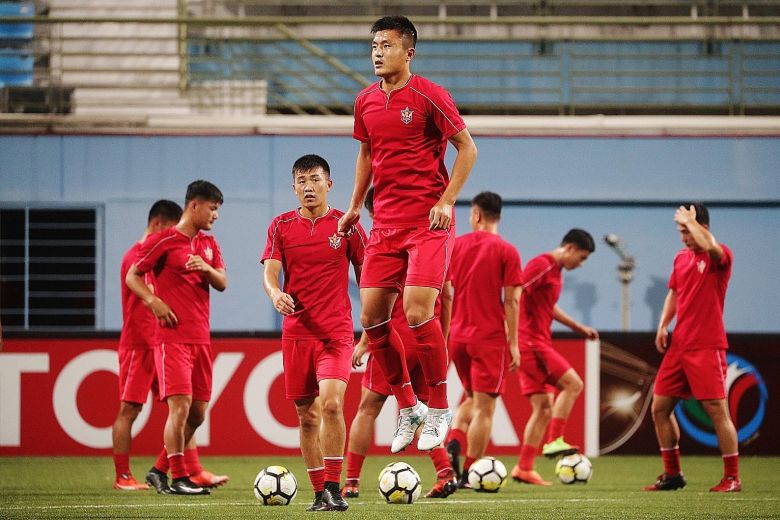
[410,74,448,93]
[355,81,382,101]
[270,210,300,226]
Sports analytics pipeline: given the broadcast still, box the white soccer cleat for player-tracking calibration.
[417,407,452,451]
[390,401,428,454]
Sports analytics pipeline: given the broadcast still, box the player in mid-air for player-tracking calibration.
[262,154,367,511]
[645,203,741,492]
[512,229,598,486]
[112,199,181,491]
[444,192,522,487]
[337,15,478,454]
[126,180,227,496]
[342,187,457,499]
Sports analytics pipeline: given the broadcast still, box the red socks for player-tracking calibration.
[447,427,468,455]
[307,467,325,493]
[345,452,365,482]
[661,446,682,476]
[113,453,130,478]
[463,456,477,474]
[324,456,343,484]
[154,448,170,473]
[429,447,452,478]
[168,452,187,479]
[364,321,416,409]
[184,447,203,476]
[723,453,739,479]
[410,318,449,409]
[548,417,566,442]
[518,444,538,471]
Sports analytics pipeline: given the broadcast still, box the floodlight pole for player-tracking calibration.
[604,234,637,331]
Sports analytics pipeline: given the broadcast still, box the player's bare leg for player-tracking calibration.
[466,392,497,462]
[181,400,229,488]
[447,394,473,479]
[701,398,741,492]
[343,388,387,497]
[361,287,425,453]
[316,378,349,510]
[543,369,583,458]
[295,397,328,509]
[112,401,149,490]
[644,394,687,491]
[512,393,552,486]
[405,286,452,451]
[161,395,209,495]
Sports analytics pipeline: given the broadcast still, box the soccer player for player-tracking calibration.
[112,199,181,490]
[337,15,478,454]
[512,229,598,486]
[126,180,227,496]
[262,154,367,511]
[644,204,741,493]
[342,187,457,500]
[445,192,522,488]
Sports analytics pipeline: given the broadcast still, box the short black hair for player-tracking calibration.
[292,154,331,178]
[185,180,223,206]
[147,199,182,224]
[371,16,417,48]
[471,191,502,221]
[364,186,375,214]
[562,228,595,252]
[683,202,710,226]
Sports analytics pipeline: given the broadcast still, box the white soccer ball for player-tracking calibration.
[467,456,508,492]
[253,465,298,505]
[378,461,422,504]
[555,454,593,484]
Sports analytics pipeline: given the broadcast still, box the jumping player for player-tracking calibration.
[512,229,598,486]
[445,192,522,487]
[342,187,457,499]
[337,15,478,454]
[644,204,741,493]
[126,180,227,496]
[262,154,367,511]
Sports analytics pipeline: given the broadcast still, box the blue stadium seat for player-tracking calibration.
[0,2,34,40]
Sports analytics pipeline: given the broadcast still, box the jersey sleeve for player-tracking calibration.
[425,84,466,140]
[502,244,523,288]
[261,218,284,264]
[134,231,169,274]
[348,223,368,266]
[714,244,733,271]
[520,256,548,293]
[353,96,369,142]
[210,237,226,271]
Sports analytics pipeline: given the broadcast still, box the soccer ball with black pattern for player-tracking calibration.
[378,461,422,504]
[555,454,593,484]
[253,465,298,505]
[467,456,508,492]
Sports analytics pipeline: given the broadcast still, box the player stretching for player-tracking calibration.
[112,200,181,490]
[126,181,227,495]
[262,155,367,511]
[342,188,457,499]
[644,204,741,492]
[445,192,522,487]
[338,15,478,454]
[512,229,598,486]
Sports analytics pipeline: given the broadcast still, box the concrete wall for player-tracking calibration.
[1,133,778,332]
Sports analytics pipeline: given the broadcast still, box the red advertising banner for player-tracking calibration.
[0,337,589,456]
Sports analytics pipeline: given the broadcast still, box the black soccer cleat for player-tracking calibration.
[320,484,349,511]
[169,477,210,495]
[306,491,325,512]
[643,472,687,491]
[145,467,172,494]
[446,439,462,479]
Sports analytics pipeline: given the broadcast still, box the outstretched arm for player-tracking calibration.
[553,304,598,340]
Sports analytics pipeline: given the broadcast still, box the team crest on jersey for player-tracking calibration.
[204,246,214,262]
[329,233,342,249]
[400,106,414,125]
[697,260,706,273]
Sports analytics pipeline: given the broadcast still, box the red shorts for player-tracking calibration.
[450,340,509,395]
[361,348,429,402]
[118,347,157,404]
[155,343,213,402]
[360,227,452,290]
[282,337,353,400]
[653,348,728,400]
[518,348,572,396]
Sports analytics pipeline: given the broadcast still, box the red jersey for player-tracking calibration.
[669,245,732,350]
[353,74,466,228]
[262,208,367,340]
[119,242,158,349]
[134,227,225,344]
[448,231,522,344]
[518,253,561,351]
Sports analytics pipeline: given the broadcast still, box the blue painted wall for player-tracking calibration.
[1,134,778,332]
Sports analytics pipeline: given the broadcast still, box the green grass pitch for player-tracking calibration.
[1,455,777,519]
